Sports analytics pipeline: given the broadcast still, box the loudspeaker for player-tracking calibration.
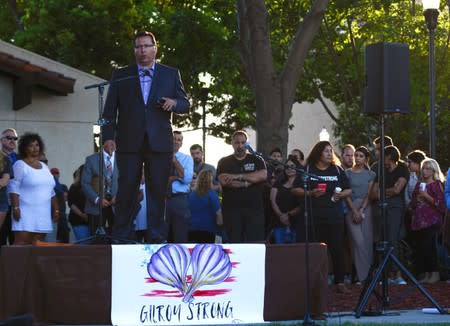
[364,42,409,114]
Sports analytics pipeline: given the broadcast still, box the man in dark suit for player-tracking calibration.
[102,31,190,242]
[81,141,119,236]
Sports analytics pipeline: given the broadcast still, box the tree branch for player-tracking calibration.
[280,0,329,101]
[7,0,24,31]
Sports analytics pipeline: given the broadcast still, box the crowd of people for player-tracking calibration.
[1,126,449,294]
[1,30,449,296]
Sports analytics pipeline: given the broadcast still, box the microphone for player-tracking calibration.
[244,143,256,155]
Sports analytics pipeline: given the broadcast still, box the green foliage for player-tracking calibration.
[305,0,450,167]
[1,0,449,166]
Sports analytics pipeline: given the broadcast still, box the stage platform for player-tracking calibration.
[0,243,328,324]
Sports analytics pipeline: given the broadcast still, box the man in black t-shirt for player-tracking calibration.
[372,145,409,284]
[217,130,267,243]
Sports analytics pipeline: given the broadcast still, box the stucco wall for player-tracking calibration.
[0,40,105,188]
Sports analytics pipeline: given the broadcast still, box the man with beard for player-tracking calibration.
[189,144,220,191]
[217,130,267,242]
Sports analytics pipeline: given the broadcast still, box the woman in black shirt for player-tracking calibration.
[292,141,351,293]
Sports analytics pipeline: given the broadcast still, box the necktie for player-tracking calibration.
[140,68,153,104]
[105,155,113,195]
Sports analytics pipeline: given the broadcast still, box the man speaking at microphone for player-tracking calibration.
[217,130,267,243]
[102,31,190,242]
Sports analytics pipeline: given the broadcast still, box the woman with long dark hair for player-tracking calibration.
[345,146,375,283]
[269,155,302,243]
[292,141,351,293]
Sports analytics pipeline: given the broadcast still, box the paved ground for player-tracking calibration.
[322,309,450,324]
[47,310,450,326]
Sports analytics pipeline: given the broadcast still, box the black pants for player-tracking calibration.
[314,223,345,284]
[0,208,14,246]
[223,204,265,243]
[411,224,439,273]
[188,230,216,243]
[88,206,114,236]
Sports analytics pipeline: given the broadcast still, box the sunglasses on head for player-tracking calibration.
[4,136,18,141]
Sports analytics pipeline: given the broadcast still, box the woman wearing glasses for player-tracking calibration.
[269,155,302,244]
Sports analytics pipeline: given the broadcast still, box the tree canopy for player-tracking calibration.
[1,0,449,166]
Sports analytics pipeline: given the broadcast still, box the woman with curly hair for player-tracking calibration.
[188,170,222,243]
[8,132,59,244]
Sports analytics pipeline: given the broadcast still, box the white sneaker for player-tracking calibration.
[394,277,407,285]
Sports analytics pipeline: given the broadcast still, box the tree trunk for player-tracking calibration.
[237,0,329,157]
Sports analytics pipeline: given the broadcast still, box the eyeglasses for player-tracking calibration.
[3,136,18,141]
[134,44,155,50]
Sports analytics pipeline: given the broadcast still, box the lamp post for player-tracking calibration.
[423,0,439,158]
[198,72,212,161]
[200,87,209,161]
[319,127,330,141]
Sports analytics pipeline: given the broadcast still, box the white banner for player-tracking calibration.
[111,243,266,325]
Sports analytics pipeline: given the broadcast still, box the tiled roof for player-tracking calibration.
[0,51,75,110]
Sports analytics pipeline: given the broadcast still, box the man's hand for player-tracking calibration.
[161,97,177,112]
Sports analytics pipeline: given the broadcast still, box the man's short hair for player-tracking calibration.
[373,135,393,146]
[190,144,203,152]
[231,130,248,141]
[1,128,17,137]
[134,31,156,45]
[384,145,401,162]
[342,144,355,153]
[269,147,282,156]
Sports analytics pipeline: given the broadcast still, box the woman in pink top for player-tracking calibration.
[408,158,446,284]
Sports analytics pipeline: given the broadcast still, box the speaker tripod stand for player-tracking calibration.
[354,114,447,318]
[355,241,446,317]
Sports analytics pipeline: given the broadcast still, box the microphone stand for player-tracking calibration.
[76,75,141,244]
[245,144,323,325]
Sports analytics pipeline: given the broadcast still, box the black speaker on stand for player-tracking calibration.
[364,42,409,115]
[355,42,447,318]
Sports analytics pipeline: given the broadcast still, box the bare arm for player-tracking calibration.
[0,173,10,188]
[386,177,407,198]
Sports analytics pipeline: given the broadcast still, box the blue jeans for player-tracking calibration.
[273,226,297,244]
[72,225,90,241]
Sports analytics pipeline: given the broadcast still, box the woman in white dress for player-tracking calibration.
[8,132,59,245]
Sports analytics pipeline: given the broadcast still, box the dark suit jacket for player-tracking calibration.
[81,152,119,215]
[102,62,190,153]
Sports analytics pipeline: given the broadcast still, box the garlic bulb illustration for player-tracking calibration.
[147,244,190,294]
[183,244,232,302]
[147,243,232,302]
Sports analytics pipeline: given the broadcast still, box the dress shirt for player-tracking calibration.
[171,151,194,194]
[138,64,154,105]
